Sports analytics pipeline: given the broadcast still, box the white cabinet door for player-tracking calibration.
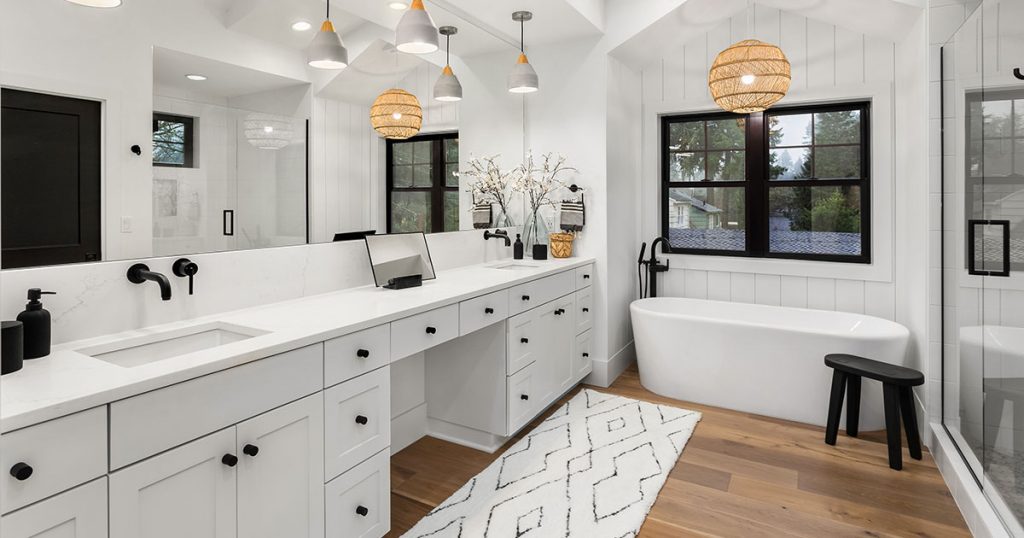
[325,367,390,482]
[237,394,325,538]
[1,477,107,538]
[550,295,577,396]
[110,428,237,538]
[325,449,390,538]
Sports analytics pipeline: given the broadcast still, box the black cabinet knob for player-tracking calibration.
[222,454,238,467]
[522,295,530,301]
[582,353,590,358]
[242,444,259,457]
[520,337,529,344]
[355,415,369,425]
[583,274,590,279]
[9,462,32,481]
[521,394,529,401]
[356,349,370,358]
[425,326,437,335]
[356,506,369,517]
[582,308,589,313]
[484,307,494,314]
[554,309,565,315]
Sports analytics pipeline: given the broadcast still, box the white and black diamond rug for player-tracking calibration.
[402,389,701,537]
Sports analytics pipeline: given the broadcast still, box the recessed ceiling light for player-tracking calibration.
[389,2,408,10]
[65,0,122,7]
[185,74,207,81]
[291,20,312,31]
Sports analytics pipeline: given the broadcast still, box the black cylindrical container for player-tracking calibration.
[2,321,24,375]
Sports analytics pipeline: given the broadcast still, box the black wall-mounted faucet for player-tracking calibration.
[172,258,199,295]
[484,229,511,247]
[127,263,172,301]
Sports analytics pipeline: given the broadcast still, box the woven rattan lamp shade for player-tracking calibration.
[370,89,423,139]
[708,39,791,113]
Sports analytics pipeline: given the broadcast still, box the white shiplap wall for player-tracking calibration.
[639,6,898,321]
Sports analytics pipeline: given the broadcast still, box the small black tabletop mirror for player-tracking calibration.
[364,233,436,289]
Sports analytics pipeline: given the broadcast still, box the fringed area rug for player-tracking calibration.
[402,389,701,537]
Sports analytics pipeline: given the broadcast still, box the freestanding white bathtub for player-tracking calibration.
[631,297,910,430]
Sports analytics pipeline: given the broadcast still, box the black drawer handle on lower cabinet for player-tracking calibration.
[356,506,370,517]
[9,462,32,481]
[521,337,529,344]
[356,349,370,358]
[355,415,369,425]
[583,274,591,279]
[485,307,495,314]
[582,308,589,313]
[554,309,565,315]
[521,394,529,401]
[425,326,437,335]
[221,454,238,467]
[522,295,530,301]
[583,353,590,358]
[242,444,259,457]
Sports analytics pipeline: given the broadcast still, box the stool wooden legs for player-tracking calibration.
[847,375,861,437]
[825,370,847,446]
[899,386,922,461]
[883,384,903,470]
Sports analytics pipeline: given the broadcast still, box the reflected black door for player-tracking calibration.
[1,88,101,269]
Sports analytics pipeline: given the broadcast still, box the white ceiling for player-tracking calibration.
[317,39,428,104]
[153,47,309,100]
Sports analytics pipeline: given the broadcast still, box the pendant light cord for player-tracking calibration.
[326,0,330,21]
[446,35,451,64]
[520,20,525,53]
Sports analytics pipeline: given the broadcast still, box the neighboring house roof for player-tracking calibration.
[669,228,863,256]
[668,190,723,214]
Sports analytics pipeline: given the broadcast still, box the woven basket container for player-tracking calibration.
[549,233,574,258]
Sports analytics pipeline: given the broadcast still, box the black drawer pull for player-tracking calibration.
[355,415,369,425]
[242,444,259,457]
[582,353,590,358]
[425,326,437,335]
[554,309,565,315]
[221,454,238,467]
[522,295,530,301]
[356,349,370,358]
[356,505,369,517]
[521,394,529,401]
[485,307,494,314]
[583,274,590,279]
[9,462,32,481]
[582,308,589,313]
[520,337,529,344]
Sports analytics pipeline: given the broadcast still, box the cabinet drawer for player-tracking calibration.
[575,264,594,289]
[1,477,107,538]
[507,362,540,435]
[506,309,537,376]
[325,449,390,538]
[575,330,594,380]
[325,324,390,388]
[325,367,391,482]
[1,406,107,514]
[390,304,459,360]
[110,344,323,470]
[575,288,593,334]
[508,270,575,316]
[460,289,509,336]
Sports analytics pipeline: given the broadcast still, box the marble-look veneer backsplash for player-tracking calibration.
[0,229,513,345]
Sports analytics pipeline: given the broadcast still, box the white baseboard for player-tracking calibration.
[929,422,1012,537]
[584,341,635,388]
[390,402,427,455]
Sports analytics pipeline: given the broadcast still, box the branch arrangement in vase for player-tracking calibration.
[464,154,521,227]
[515,152,577,247]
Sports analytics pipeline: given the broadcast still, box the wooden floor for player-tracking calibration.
[388,365,970,537]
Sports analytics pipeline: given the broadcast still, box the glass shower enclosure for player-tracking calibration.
[942,0,1024,532]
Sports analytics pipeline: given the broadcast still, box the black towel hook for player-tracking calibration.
[1015,67,1024,81]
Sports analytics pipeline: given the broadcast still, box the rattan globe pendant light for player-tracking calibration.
[434,26,463,102]
[708,4,790,113]
[508,11,539,94]
[370,89,423,139]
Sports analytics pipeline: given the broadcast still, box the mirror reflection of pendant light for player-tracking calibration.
[396,0,439,54]
[370,89,423,139]
[244,114,295,150]
[65,0,122,6]
[307,1,349,70]
[508,11,538,94]
[434,26,463,102]
[708,2,789,113]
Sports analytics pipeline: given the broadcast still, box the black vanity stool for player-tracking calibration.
[824,353,925,470]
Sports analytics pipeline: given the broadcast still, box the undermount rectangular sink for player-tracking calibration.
[78,322,268,368]
[490,263,540,270]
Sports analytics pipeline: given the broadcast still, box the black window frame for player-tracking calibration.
[660,101,871,264]
[152,112,195,168]
[386,132,459,234]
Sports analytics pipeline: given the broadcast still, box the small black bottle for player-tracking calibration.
[17,289,56,359]
[513,234,524,260]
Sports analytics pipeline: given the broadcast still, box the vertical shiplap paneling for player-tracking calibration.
[807,277,837,310]
[324,99,340,234]
[684,269,708,299]
[864,281,895,320]
[707,271,731,301]
[1000,290,1024,327]
[835,28,865,86]
[641,65,662,105]
[835,279,866,314]
[754,274,782,306]
[730,12,747,43]
[805,19,836,89]
[664,49,685,102]
[753,5,781,46]
[682,36,707,102]
[311,98,328,242]
[983,288,1001,325]
[864,39,895,83]
[706,19,732,74]
[780,275,808,308]
[779,11,808,91]
[730,273,755,303]
[661,270,685,298]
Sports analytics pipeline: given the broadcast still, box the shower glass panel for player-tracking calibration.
[942,0,1024,532]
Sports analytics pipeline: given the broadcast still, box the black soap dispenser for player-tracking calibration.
[17,289,55,359]
[513,234,524,260]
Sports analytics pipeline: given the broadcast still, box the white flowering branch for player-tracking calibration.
[463,154,521,224]
[514,152,577,217]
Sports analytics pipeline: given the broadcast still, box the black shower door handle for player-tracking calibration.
[223,210,235,236]
[968,219,1011,277]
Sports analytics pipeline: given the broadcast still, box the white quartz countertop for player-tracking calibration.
[1,257,595,433]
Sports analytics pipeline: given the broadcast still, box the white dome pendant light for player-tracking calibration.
[434,26,463,102]
[507,11,539,94]
[396,0,439,54]
[307,1,349,70]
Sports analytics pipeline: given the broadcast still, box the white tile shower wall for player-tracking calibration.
[0,229,511,345]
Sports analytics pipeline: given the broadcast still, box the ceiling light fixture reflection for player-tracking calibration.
[434,26,463,102]
[64,0,122,7]
[389,2,408,10]
[507,11,539,94]
[395,0,439,54]
[307,1,349,69]
[291,21,312,31]
[185,74,207,81]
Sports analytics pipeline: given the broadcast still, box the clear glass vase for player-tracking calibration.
[492,205,514,228]
[523,209,549,253]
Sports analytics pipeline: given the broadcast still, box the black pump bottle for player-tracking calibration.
[513,234,524,260]
[17,289,55,359]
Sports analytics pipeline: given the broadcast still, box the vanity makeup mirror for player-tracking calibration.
[0,0,526,270]
[364,232,436,287]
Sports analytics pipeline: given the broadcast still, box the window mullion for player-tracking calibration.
[747,112,767,257]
